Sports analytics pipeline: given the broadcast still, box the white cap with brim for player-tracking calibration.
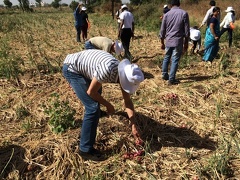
[121,4,128,10]
[163,4,168,8]
[115,40,124,55]
[81,7,87,11]
[118,59,144,94]
[190,29,201,41]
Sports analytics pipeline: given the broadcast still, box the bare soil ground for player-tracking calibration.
[0,8,240,179]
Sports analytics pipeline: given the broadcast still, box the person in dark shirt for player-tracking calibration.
[73,3,83,42]
[159,0,190,85]
[80,7,89,42]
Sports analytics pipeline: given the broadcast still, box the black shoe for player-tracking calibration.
[168,79,180,85]
[79,148,106,161]
[162,75,169,81]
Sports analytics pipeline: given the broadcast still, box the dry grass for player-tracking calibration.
[0,2,240,179]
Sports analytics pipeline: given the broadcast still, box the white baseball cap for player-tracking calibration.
[114,40,124,55]
[118,59,144,94]
[121,4,128,10]
[163,4,168,8]
[81,7,87,11]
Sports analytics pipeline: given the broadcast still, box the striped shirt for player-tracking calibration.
[63,49,119,83]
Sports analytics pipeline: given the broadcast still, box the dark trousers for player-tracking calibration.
[120,28,133,61]
[81,24,88,41]
[76,26,81,42]
[219,28,233,47]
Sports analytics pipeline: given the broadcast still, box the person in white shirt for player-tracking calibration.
[189,26,201,54]
[219,7,236,47]
[118,4,134,62]
[199,0,220,29]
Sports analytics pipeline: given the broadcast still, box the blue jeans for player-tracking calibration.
[84,40,96,49]
[62,64,101,152]
[162,46,182,82]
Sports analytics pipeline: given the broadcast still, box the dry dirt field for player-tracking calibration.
[0,3,240,179]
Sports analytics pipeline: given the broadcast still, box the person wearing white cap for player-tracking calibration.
[219,7,236,47]
[160,4,170,19]
[62,49,144,161]
[79,7,89,42]
[84,36,124,56]
[189,26,201,54]
[118,4,135,61]
[73,3,84,42]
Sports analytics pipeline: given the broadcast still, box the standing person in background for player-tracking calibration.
[189,26,201,54]
[219,7,235,48]
[118,4,134,62]
[80,7,89,42]
[74,2,83,42]
[159,0,190,85]
[199,0,220,29]
[84,36,124,56]
[203,7,221,63]
[115,4,123,32]
[62,49,144,161]
[160,4,170,19]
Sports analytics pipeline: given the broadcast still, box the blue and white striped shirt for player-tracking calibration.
[63,49,119,83]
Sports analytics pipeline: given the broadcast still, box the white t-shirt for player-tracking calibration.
[119,10,134,29]
[220,12,235,28]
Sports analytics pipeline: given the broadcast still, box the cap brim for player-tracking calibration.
[118,59,138,94]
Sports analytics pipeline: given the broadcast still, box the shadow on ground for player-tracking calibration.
[179,74,213,82]
[116,111,217,152]
[0,145,27,179]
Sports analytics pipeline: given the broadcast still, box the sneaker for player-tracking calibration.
[79,148,106,161]
[168,79,180,85]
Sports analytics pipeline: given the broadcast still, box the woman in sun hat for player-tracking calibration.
[84,36,124,56]
[219,7,236,47]
[62,49,144,161]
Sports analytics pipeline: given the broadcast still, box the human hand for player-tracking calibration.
[161,44,165,50]
[131,124,143,146]
[106,103,115,115]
